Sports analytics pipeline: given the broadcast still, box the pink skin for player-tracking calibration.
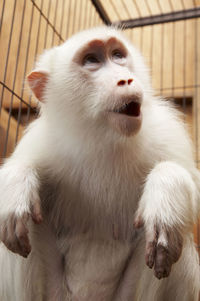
[134,216,183,279]
[73,37,143,137]
[27,71,49,102]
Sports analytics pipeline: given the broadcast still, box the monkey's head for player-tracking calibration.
[28,27,152,137]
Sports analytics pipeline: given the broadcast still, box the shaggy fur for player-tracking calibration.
[0,26,199,300]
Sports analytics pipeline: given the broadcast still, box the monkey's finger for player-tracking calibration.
[3,236,20,256]
[0,218,6,241]
[0,223,8,245]
[5,213,17,243]
[15,217,31,257]
[1,214,16,247]
[0,220,23,256]
[5,233,26,258]
[166,228,183,263]
[9,213,31,257]
[145,223,158,268]
[145,240,156,269]
[5,232,28,258]
[154,244,171,279]
[30,199,43,224]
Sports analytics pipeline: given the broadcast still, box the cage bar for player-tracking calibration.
[113,7,200,29]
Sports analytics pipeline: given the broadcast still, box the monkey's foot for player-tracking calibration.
[145,224,183,279]
[0,202,42,258]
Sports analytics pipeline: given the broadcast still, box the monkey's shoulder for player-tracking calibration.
[140,100,194,164]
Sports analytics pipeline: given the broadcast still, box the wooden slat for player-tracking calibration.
[0,107,23,141]
[0,107,24,158]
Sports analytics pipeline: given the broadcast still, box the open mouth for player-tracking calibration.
[113,101,141,117]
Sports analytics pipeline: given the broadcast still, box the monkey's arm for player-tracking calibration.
[135,161,199,279]
[0,120,45,257]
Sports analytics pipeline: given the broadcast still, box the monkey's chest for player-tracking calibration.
[41,157,145,240]
[47,172,142,242]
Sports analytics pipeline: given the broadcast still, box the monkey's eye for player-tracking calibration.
[112,50,125,59]
[83,54,100,65]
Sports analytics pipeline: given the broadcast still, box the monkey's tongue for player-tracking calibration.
[116,101,141,117]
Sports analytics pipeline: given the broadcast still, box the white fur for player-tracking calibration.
[0,26,199,300]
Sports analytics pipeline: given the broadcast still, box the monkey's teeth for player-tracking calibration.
[115,104,127,113]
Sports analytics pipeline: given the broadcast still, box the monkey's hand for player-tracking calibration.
[134,161,197,280]
[135,218,183,279]
[0,161,42,258]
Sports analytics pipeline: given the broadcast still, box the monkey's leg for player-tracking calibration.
[113,240,145,301]
[0,161,42,257]
[134,161,198,280]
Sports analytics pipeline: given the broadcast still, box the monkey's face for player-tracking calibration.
[28,28,150,137]
[71,33,144,137]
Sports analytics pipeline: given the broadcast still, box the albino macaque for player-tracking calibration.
[0,26,199,301]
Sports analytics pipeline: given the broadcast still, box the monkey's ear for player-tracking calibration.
[27,71,49,102]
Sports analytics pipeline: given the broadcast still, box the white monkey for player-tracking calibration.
[0,26,199,301]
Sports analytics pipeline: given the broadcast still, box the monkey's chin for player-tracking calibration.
[107,112,142,137]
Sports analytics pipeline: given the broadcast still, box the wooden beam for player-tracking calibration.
[90,0,111,25]
[113,8,200,29]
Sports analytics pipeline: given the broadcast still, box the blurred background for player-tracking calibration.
[0,0,199,254]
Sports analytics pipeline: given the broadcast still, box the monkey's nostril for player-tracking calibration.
[128,79,133,85]
[117,80,126,86]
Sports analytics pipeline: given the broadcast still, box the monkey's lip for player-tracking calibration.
[112,100,141,117]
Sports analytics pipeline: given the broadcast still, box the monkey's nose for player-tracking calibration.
[117,79,133,86]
